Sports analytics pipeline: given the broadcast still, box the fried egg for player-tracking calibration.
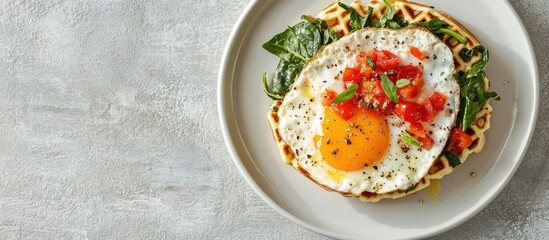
[277,28,459,195]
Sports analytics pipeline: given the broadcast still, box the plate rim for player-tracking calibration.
[217,0,539,239]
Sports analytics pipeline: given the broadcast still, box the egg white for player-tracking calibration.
[277,28,458,195]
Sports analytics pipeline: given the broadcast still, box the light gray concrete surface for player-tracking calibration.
[0,0,547,239]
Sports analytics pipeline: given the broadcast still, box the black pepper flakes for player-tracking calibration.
[345,138,352,145]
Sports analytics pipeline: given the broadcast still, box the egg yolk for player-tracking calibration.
[319,107,390,171]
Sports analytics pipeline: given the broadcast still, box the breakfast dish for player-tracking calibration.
[263,0,499,202]
[219,0,537,237]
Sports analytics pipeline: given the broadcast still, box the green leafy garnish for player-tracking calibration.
[402,132,421,147]
[370,19,382,28]
[396,79,410,88]
[381,0,408,29]
[456,72,500,130]
[271,60,302,95]
[366,56,376,70]
[460,45,489,78]
[332,84,358,104]
[381,74,398,103]
[411,19,467,44]
[411,18,448,32]
[263,72,283,101]
[262,16,340,98]
[454,44,499,130]
[442,151,461,168]
[455,71,500,131]
[437,28,467,45]
[460,45,487,62]
[337,3,374,31]
[271,106,279,113]
[381,0,395,22]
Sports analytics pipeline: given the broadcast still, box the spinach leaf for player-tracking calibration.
[262,16,340,98]
[380,0,407,29]
[263,72,283,101]
[301,16,340,45]
[323,27,340,45]
[411,19,467,44]
[459,95,480,131]
[381,0,395,23]
[460,45,489,78]
[437,28,467,44]
[332,84,359,104]
[460,45,487,62]
[442,151,461,168]
[263,16,336,64]
[370,19,382,28]
[485,91,501,101]
[457,73,500,130]
[262,27,307,64]
[411,18,449,33]
[272,60,302,95]
[337,3,374,31]
[385,20,403,30]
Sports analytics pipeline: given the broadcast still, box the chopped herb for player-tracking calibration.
[402,132,421,147]
[332,84,358,104]
[381,74,399,103]
[366,56,376,70]
[396,79,411,88]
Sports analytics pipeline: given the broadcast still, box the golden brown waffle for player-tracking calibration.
[268,0,494,202]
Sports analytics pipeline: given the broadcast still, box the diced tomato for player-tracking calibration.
[396,65,424,98]
[356,53,376,78]
[398,85,419,99]
[418,135,434,150]
[410,47,425,60]
[342,67,364,84]
[421,99,435,123]
[408,122,426,138]
[449,128,473,154]
[322,89,357,120]
[359,80,395,115]
[369,49,400,72]
[361,66,375,78]
[376,96,395,115]
[408,122,433,149]
[321,90,336,106]
[429,92,447,112]
[331,98,356,121]
[394,100,427,123]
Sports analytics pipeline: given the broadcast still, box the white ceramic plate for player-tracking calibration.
[218,0,538,239]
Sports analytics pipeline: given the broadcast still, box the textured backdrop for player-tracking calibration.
[0,0,547,239]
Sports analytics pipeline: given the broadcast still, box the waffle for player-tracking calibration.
[268,0,494,202]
